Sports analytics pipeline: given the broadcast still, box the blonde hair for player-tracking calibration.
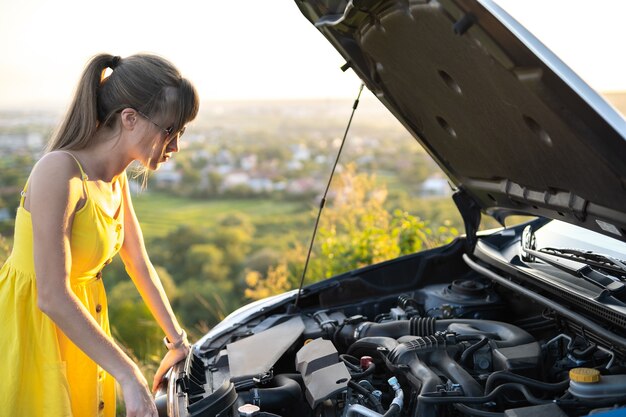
[47,53,199,152]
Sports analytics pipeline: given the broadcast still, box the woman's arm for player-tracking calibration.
[30,153,157,417]
[117,172,190,391]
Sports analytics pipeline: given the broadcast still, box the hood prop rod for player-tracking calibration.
[290,83,365,312]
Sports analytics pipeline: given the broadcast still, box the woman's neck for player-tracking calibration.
[69,130,134,183]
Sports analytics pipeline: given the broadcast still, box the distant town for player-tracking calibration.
[0,98,457,219]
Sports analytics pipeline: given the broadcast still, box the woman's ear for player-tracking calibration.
[119,108,138,131]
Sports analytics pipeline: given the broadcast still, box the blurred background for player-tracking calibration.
[0,2,624,412]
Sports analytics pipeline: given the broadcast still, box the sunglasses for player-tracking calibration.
[136,109,186,139]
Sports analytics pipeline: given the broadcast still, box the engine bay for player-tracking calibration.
[158,267,626,417]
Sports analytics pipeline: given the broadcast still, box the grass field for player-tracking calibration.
[131,192,313,243]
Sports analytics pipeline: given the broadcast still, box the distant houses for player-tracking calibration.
[152,142,325,197]
[152,140,450,199]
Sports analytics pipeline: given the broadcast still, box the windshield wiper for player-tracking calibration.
[538,247,626,276]
[522,247,626,303]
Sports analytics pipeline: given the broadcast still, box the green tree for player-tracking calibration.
[150,225,211,283]
[0,153,35,216]
[206,171,223,195]
[175,279,237,329]
[211,214,255,278]
[109,288,156,361]
[244,164,458,300]
[244,247,280,275]
[185,243,230,281]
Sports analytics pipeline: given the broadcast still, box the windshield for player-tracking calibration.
[534,220,626,259]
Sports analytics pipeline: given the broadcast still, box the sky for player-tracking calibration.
[0,0,624,109]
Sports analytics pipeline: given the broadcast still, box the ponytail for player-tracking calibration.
[47,54,120,152]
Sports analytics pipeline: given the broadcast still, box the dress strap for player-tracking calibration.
[56,151,89,181]
[57,151,90,201]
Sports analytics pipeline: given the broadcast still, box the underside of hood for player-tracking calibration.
[294,0,626,242]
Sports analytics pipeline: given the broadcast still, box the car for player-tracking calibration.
[154,1,626,416]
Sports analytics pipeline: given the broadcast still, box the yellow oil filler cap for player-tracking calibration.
[569,368,601,383]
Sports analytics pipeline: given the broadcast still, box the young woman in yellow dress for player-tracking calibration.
[0,53,199,417]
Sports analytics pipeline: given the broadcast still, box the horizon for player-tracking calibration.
[2,92,625,116]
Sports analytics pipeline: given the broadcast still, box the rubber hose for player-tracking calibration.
[409,358,442,417]
[238,375,302,411]
[459,336,489,366]
[430,350,482,397]
[348,380,384,414]
[418,382,549,405]
[484,371,569,395]
[383,403,400,417]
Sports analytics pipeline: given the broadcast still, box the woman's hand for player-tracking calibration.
[152,344,190,393]
[119,367,158,417]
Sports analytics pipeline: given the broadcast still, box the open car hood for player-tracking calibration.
[294,0,626,242]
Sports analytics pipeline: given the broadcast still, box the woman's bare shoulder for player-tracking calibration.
[27,151,86,207]
[31,151,83,182]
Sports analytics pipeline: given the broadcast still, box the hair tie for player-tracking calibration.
[110,56,121,69]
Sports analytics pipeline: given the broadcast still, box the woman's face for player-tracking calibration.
[149,131,180,169]
[136,110,184,170]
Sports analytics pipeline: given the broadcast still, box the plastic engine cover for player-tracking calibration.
[295,338,351,408]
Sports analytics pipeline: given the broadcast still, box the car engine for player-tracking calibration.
[157,275,626,417]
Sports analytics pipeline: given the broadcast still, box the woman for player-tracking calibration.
[0,53,199,417]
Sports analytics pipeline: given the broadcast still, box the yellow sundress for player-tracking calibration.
[0,153,125,417]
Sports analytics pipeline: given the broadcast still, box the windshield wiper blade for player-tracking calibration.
[523,247,626,303]
[539,247,626,275]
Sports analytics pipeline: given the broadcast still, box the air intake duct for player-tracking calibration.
[340,318,533,348]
